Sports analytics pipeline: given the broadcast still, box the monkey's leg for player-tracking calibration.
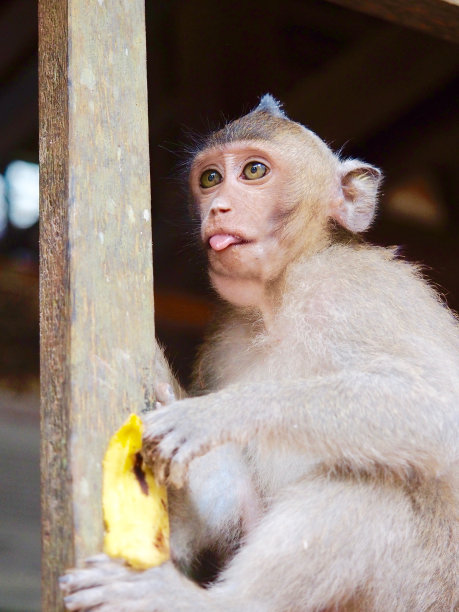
[209,476,424,612]
[61,477,448,611]
[61,558,215,612]
[168,443,261,583]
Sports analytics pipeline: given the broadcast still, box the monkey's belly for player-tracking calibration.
[187,443,259,536]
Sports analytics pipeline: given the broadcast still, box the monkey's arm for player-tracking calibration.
[143,356,457,487]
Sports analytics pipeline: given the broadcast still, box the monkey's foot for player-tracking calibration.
[60,556,209,611]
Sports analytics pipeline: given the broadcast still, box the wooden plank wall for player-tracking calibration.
[38,1,155,609]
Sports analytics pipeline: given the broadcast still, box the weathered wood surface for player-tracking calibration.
[39,1,155,610]
[324,0,459,43]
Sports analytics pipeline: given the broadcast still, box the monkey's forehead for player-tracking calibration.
[190,132,336,171]
[189,139,295,175]
[201,111,305,150]
[192,139,279,159]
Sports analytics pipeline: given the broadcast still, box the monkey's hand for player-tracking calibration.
[142,392,247,489]
[60,554,209,611]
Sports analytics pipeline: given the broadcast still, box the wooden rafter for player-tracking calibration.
[285,26,459,148]
[324,0,459,43]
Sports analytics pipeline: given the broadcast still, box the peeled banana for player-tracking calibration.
[102,413,170,569]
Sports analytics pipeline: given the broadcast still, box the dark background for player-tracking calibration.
[0,2,457,609]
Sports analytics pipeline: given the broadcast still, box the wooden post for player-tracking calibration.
[38,1,155,609]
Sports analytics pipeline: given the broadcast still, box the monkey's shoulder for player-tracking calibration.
[291,243,455,321]
[283,243,459,371]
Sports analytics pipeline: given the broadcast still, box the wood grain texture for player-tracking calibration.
[39,1,73,610]
[324,0,459,43]
[39,1,155,609]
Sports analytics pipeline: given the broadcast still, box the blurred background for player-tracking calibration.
[0,0,458,609]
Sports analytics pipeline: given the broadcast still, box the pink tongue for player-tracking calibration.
[209,234,240,251]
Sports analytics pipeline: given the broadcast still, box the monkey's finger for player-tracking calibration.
[172,437,217,471]
[60,566,131,595]
[141,437,167,469]
[64,588,105,610]
[97,603,159,612]
[142,419,175,447]
[154,382,176,406]
[64,581,145,610]
[167,458,187,489]
[166,441,211,488]
[84,553,118,566]
[153,455,171,486]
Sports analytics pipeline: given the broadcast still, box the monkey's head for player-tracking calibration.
[189,94,382,309]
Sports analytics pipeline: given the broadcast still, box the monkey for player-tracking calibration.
[60,94,458,611]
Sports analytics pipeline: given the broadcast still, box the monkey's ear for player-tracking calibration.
[332,159,382,233]
[254,94,286,118]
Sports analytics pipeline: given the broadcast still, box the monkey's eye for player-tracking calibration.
[200,169,222,189]
[242,162,268,180]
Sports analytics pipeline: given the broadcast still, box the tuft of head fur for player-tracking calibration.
[254,94,287,118]
[194,94,300,155]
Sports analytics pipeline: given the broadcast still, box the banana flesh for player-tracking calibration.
[103,413,170,569]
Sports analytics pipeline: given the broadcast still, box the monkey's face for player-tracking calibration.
[190,140,318,308]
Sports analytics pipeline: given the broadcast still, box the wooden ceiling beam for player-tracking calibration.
[374,99,459,179]
[285,26,459,148]
[323,0,459,43]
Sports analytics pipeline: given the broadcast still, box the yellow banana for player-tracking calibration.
[102,413,170,569]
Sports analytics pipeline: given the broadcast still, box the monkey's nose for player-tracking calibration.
[210,197,231,214]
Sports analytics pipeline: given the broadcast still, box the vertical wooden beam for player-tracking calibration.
[39,1,155,610]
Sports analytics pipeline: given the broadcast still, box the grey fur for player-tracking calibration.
[254,94,286,118]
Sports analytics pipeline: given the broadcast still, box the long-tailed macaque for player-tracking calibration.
[61,95,458,611]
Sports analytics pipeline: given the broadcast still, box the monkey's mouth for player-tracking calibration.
[208,234,251,252]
